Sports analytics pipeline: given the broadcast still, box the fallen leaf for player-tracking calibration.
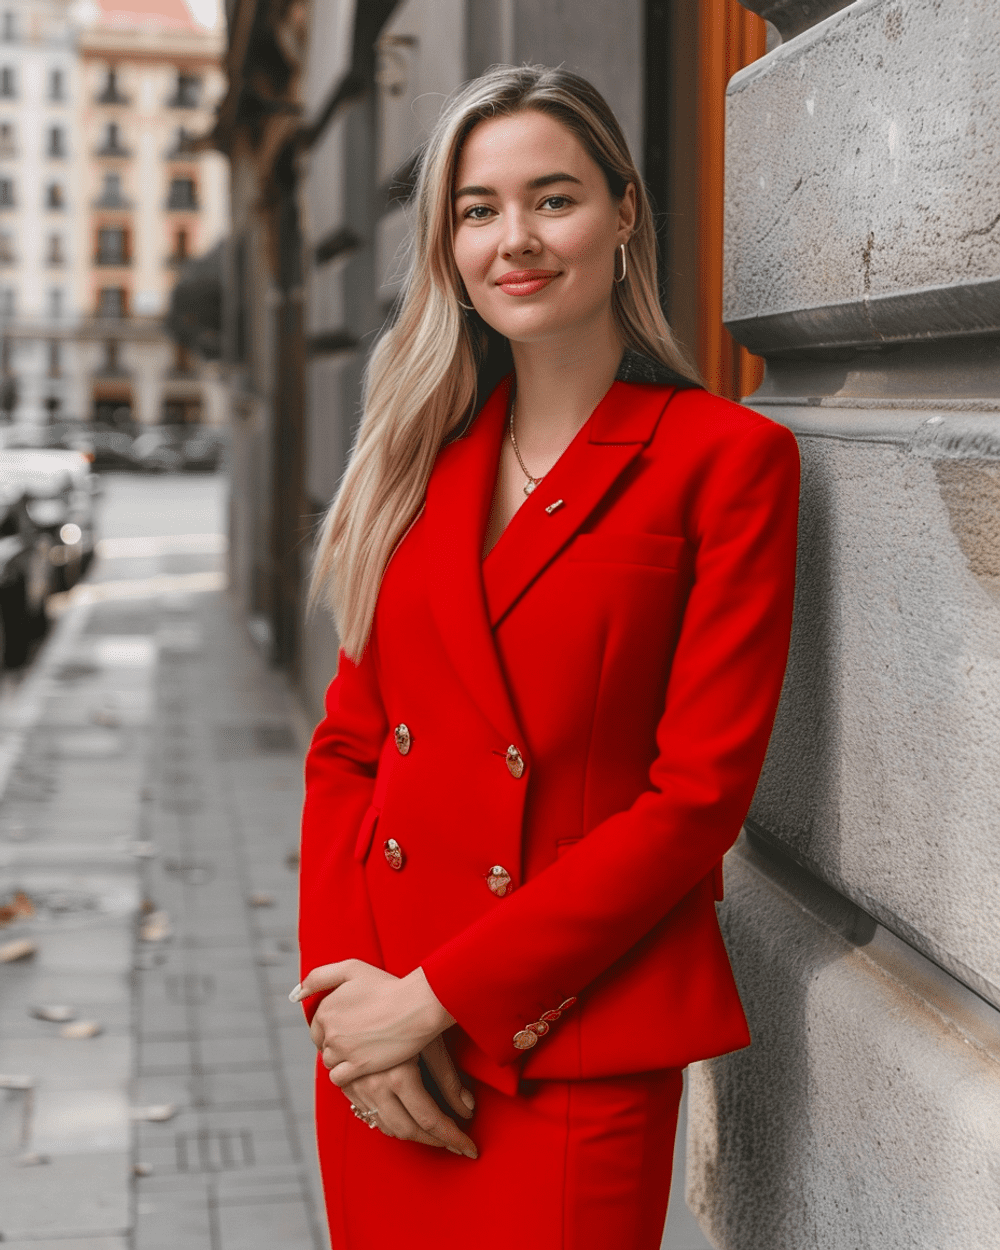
[0,938,37,962]
[249,892,275,907]
[31,1005,76,1023]
[140,911,172,942]
[60,1020,102,1039]
[131,1104,177,1122]
[0,1074,34,1090]
[134,1161,154,1176]
[0,891,35,927]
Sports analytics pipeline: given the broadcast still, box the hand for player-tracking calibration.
[296,959,456,1085]
[341,1039,478,1159]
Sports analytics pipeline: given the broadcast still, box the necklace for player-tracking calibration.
[508,399,543,496]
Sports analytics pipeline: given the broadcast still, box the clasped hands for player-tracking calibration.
[292,960,478,1159]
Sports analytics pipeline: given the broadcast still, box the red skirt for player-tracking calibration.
[316,1063,683,1250]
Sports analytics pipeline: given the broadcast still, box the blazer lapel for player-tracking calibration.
[424,377,523,744]
[483,380,680,628]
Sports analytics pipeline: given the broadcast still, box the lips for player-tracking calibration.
[496,269,560,296]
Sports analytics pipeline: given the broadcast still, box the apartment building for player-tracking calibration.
[0,0,229,430]
[0,0,79,424]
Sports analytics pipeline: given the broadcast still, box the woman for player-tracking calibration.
[292,64,799,1249]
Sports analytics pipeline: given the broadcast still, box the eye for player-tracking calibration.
[540,194,572,211]
[462,204,495,221]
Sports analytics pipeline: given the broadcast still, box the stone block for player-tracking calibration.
[724,0,1000,352]
[688,838,1000,1250]
[749,407,1000,1006]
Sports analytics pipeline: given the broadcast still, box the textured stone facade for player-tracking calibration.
[689,2,1000,1245]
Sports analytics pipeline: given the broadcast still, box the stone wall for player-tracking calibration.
[688,2,1000,1245]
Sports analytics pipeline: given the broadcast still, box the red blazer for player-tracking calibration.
[299,373,799,1097]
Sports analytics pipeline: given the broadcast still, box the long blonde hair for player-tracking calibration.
[311,64,699,660]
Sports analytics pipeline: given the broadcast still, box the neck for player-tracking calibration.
[509,311,623,452]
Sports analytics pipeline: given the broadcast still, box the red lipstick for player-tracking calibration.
[496,269,559,296]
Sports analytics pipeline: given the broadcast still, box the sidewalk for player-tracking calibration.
[0,493,328,1249]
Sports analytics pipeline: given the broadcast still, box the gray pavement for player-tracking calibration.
[0,473,710,1250]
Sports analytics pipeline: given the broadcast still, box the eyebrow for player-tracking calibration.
[453,171,583,199]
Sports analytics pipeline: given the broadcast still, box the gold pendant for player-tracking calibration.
[523,479,536,496]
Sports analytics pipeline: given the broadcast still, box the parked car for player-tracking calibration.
[0,466,55,667]
[1,449,98,592]
[129,425,226,473]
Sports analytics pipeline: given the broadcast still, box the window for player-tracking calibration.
[0,67,14,98]
[97,172,127,207]
[96,227,128,265]
[0,177,12,207]
[0,230,12,263]
[98,121,128,156]
[172,227,189,261]
[48,341,61,377]
[97,66,127,104]
[97,286,126,318]
[170,72,201,107]
[0,286,14,317]
[169,126,191,156]
[167,177,197,210]
[1,12,14,41]
[46,183,65,209]
[46,233,64,266]
[49,68,64,100]
[48,288,63,318]
[0,121,13,155]
[48,126,65,157]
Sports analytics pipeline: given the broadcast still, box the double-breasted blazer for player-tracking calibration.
[299,358,800,1098]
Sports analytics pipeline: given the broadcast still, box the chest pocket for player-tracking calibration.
[566,532,687,570]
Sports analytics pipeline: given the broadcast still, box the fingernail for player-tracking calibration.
[288,983,306,1003]
[460,1088,475,1112]
[463,1147,478,1160]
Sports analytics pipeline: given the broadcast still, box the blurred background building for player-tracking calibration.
[0,0,229,432]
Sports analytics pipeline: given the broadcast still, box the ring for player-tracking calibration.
[349,1103,379,1128]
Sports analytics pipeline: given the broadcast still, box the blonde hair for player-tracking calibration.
[312,64,699,660]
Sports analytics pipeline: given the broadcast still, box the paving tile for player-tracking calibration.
[0,1150,130,1240]
[218,1196,316,1250]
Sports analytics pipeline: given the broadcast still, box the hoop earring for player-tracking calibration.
[458,298,475,311]
[614,242,628,284]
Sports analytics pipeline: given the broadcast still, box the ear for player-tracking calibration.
[617,182,638,241]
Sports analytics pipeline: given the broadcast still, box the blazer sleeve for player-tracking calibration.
[420,419,801,1066]
[299,641,388,1016]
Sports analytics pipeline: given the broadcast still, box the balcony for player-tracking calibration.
[166,76,201,109]
[95,174,130,209]
[95,126,130,158]
[96,72,129,106]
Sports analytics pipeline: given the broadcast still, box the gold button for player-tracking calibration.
[486,865,512,897]
[383,838,404,870]
[513,1029,538,1050]
[394,724,411,755]
[505,745,524,778]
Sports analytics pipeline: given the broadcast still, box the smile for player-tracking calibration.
[496,270,560,297]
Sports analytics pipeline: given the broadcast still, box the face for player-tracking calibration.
[451,110,636,346]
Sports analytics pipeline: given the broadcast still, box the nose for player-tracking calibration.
[498,206,540,260]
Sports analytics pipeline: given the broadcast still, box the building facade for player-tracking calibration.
[0,0,229,432]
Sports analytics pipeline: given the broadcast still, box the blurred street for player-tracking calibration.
[0,473,328,1250]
